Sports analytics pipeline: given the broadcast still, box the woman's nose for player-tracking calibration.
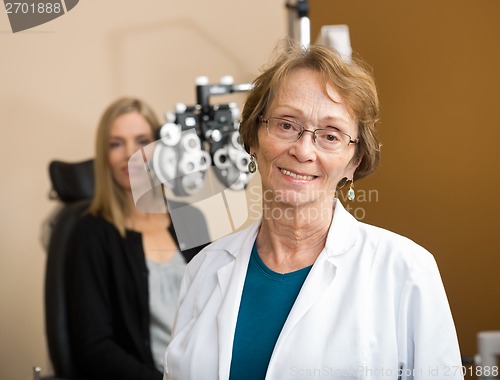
[125,142,138,159]
[290,130,317,161]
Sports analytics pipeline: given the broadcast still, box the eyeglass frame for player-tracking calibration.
[259,116,359,151]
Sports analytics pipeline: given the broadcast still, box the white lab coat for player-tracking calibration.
[164,200,463,380]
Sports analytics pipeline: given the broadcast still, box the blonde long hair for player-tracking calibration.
[89,97,160,236]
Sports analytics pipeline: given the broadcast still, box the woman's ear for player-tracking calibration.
[345,157,361,181]
[249,144,259,159]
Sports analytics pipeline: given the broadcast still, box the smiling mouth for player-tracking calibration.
[280,168,316,180]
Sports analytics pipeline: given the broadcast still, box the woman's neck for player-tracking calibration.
[256,201,334,273]
[124,191,170,231]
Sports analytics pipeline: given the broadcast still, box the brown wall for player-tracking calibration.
[310,0,500,359]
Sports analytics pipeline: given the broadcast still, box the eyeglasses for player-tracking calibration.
[260,116,359,153]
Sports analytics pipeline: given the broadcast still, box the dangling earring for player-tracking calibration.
[248,153,257,173]
[347,180,355,201]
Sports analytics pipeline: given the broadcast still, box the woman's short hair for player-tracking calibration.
[90,97,160,235]
[239,39,381,181]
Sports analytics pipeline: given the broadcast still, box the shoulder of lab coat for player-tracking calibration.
[351,208,463,378]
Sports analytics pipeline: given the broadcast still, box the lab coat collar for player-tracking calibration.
[221,219,260,258]
[324,198,359,257]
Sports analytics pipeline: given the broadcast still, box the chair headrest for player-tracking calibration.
[49,159,94,203]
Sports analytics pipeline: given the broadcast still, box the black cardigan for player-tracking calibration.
[68,212,208,380]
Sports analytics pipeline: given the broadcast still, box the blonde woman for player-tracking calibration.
[68,97,208,380]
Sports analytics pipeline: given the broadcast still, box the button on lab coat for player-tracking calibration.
[164,200,463,380]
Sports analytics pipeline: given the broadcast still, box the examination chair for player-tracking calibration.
[35,159,94,380]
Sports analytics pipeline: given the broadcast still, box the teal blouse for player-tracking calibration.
[229,242,312,379]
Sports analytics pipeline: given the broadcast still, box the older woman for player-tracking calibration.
[164,40,463,380]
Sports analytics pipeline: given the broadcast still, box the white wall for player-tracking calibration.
[0,2,286,379]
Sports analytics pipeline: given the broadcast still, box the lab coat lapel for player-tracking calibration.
[216,221,260,379]
[277,250,337,343]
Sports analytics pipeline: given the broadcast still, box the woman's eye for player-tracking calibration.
[137,138,152,146]
[318,131,340,143]
[280,121,297,131]
[325,134,339,142]
[109,141,122,149]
